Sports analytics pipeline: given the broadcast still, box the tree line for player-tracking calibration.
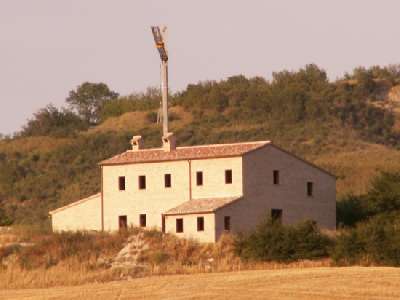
[1,63,400,226]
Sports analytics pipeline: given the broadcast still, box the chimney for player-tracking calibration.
[130,136,144,151]
[162,132,176,152]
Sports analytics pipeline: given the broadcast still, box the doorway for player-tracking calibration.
[119,215,127,230]
[271,209,283,223]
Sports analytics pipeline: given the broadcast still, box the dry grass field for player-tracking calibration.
[2,267,400,300]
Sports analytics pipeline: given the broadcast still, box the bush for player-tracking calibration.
[336,195,367,227]
[332,214,400,266]
[234,219,332,262]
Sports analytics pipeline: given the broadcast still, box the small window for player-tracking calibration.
[196,171,203,186]
[224,216,231,231]
[225,169,232,184]
[139,214,146,227]
[307,181,313,197]
[165,174,172,188]
[119,176,126,191]
[197,217,204,232]
[176,218,184,233]
[273,170,279,185]
[139,175,146,190]
[271,209,282,223]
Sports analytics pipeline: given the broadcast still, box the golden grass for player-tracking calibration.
[88,106,192,134]
[314,143,400,196]
[2,267,400,300]
[0,231,328,290]
[0,258,329,290]
[0,260,115,290]
[88,111,154,134]
[0,136,71,154]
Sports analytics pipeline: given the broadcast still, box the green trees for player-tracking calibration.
[66,82,119,124]
[367,172,400,214]
[21,105,88,137]
[337,171,400,228]
[334,171,400,266]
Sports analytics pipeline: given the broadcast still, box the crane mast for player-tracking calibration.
[151,26,169,137]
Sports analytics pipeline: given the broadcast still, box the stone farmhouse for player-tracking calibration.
[50,134,336,243]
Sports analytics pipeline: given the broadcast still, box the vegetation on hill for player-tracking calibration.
[0,64,400,227]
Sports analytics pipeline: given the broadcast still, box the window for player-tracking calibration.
[139,214,146,227]
[139,175,146,190]
[118,176,126,191]
[119,215,127,230]
[224,216,231,231]
[197,217,204,232]
[165,174,172,188]
[196,171,203,186]
[273,170,280,185]
[225,169,232,184]
[307,181,313,196]
[271,209,282,223]
[176,218,184,233]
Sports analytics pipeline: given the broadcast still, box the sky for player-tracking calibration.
[0,0,399,135]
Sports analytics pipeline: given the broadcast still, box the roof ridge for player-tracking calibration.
[49,193,101,215]
[176,140,270,150]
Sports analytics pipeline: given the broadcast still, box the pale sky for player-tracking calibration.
[1,0,399,135]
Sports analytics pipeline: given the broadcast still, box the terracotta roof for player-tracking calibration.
[164,196,242,215]
[49,193,101,215]
[100,141,270,165]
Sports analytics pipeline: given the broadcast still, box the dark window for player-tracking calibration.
[119,176,126,191]
[271,209,282,223]
[119,215,127,230]
[165,174,172,188]
[273,170,280,185]
[139,214,146,227]
[307,181,313,196]
[197,217,204,232]
[139,175,146,190]
[225,169,232,184]
[176,218,184,233]
[224,216,231,231]
[196,171,203,186]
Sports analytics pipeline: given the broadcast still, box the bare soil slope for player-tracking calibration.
[2,267,400,300]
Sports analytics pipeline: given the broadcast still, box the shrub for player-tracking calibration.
[234,219,332,262]
[332,214,400,266]
[336,195,367,227]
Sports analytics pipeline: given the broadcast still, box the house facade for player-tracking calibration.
[50,134,336,243]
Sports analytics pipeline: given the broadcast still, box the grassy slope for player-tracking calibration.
[2,267,400,300]
[65,107,400,197]
[1,97,400,225]
[1,105,399,201]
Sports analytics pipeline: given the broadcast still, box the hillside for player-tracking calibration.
[2,267,400,300]
[1,64,400,226]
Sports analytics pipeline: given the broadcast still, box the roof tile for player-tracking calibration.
[100,141,270,165]
[164,196,242,215]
